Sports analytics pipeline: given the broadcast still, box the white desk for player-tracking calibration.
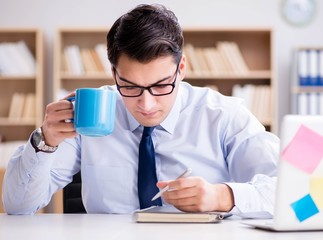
[0,214,322,240]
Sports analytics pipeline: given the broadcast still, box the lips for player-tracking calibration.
[140,111,157,117]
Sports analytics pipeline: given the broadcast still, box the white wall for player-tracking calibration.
[1,0,323,129]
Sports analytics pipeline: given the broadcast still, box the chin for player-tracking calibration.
[137,117,163,127]
[134,111,167,127]
[139,121,160,127]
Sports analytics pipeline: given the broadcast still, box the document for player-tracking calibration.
[133,205,230,223]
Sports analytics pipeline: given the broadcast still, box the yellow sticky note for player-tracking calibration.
[310,176,323,209]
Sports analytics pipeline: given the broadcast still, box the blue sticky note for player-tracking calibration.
[290,194,319,222]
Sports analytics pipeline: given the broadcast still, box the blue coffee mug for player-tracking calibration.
[69,88,116,137]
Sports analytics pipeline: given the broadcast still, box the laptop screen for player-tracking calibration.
[274,115,323,230]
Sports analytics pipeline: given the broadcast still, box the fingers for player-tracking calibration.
[160,177,229,212]
[41,96,78,146]
[166,177,202,193]
[46,99,74,115]
[163,180,197,200]
[161,177,202,204]
[164,193,209,212]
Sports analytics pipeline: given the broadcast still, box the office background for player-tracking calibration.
[1,0,323,125]
[1,0,323,214]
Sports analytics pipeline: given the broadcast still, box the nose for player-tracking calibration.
[138,90,156,112]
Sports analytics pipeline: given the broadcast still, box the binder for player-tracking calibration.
[297,50,310,86]
[308,92,319,115]
[319,92,323,115]
[319,50,323,86]
[308,49,319,86]
[297,92,308,115]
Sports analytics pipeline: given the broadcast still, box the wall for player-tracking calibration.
[1,0,323,129]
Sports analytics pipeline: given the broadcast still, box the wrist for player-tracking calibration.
[31,127,58,153]
[217,183,235,212]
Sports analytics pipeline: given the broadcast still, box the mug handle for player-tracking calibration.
[66,96,75,123]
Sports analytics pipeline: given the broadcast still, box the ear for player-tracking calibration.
[178,55,186,80]
[111,66,115,78]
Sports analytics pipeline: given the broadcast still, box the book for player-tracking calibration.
[95,43,112,76]
[133,205,229,223]
[319,92,323,115]
[15,41,36,75]
[90,49,105,73]
[22,93,36,119]
[297,92,308,115]
[217,42,234,74]
[297,50,310,86]
[0,41,35,76]
[184,44,202,76]
[8,92,25,120]
[229,42,249,74]
[194,47,211,76]
[64,45,84,75]
[319,50,323,85]
[80,48,98,74]
[308,49,319,86]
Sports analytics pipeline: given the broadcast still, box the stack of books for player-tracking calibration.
[8,93,36,121]
[0,41,36,76]
[62,44,112,76]
[184,41,249,76]
[232,84,272,124]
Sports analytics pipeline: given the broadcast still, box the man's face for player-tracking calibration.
[113,54,185,127]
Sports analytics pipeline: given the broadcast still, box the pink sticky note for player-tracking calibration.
[281,125,323,174]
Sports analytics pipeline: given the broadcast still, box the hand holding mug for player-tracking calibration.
[41,92,77,147]
[41,88,116,147]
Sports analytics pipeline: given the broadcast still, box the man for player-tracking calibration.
[2,4,278,215]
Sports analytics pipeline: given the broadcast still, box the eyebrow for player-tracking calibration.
[116,71,173,87]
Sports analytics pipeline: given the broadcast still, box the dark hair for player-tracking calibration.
[107,4,183,66]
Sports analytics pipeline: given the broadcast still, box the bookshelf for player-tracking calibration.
[183,28,275,131]
[54,28,275,131]
[291,47,323,115]
[0,29,43,213]
[0,29,43,141]
[54,28,114,101]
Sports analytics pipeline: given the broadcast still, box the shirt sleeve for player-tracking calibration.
[2,134,80,215]
[222,104,279,215]
[226,175,277,215]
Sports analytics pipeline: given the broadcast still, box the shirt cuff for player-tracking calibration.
[21,136,56,175]
[225,182,261,213]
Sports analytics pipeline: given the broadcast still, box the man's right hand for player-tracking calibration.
[41,92,78,147]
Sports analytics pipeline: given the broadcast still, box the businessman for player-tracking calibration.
[2,4,279,215]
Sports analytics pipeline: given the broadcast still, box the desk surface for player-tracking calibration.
[0,214,322,240]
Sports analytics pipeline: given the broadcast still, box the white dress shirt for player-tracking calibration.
[2,82,279,215]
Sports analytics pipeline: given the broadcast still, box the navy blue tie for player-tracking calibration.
[138,127,162,209]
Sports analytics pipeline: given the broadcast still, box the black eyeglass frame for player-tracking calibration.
[113,63,180,97]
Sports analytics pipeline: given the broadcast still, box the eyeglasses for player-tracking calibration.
[113,63,179,97]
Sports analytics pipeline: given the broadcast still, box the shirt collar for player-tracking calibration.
[126,84,184,135]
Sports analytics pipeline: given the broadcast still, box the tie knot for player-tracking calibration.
[143,126,155,137]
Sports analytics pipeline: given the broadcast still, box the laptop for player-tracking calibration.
[242,115,323,231]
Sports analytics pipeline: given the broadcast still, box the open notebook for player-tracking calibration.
[133,205,230,223]
[243,115,323,231]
